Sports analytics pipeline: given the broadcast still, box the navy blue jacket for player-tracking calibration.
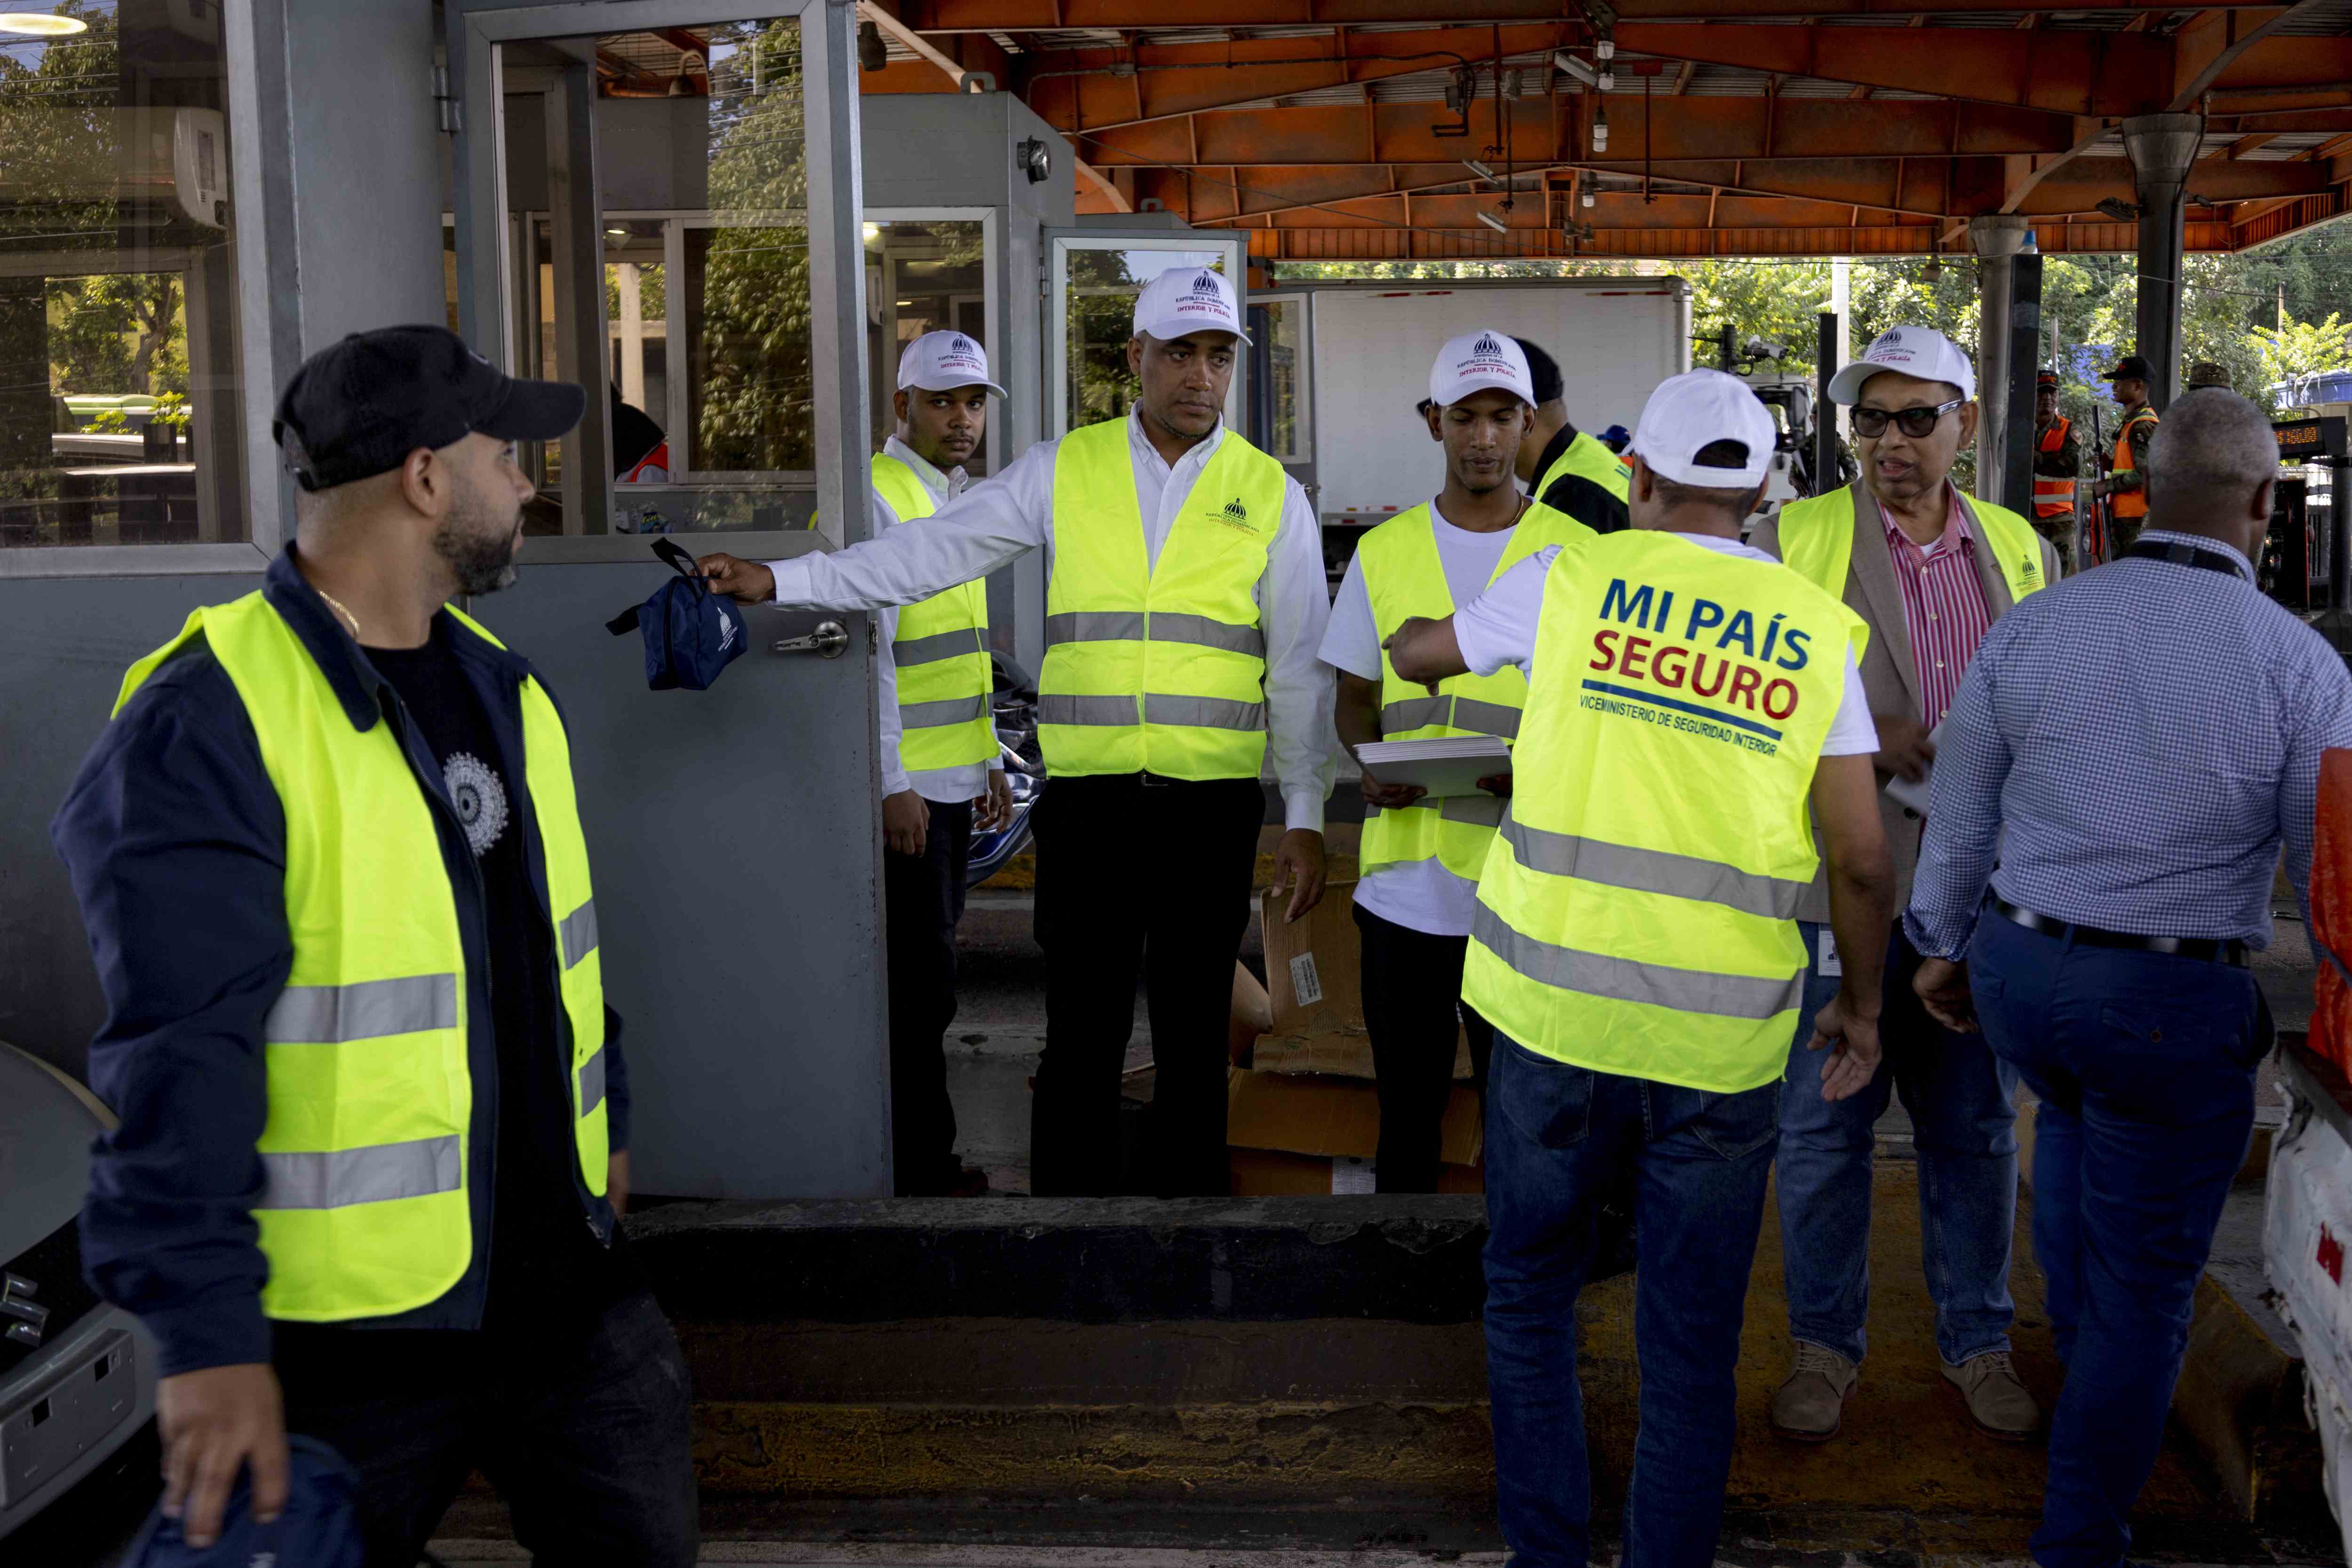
[52,548,629,1377]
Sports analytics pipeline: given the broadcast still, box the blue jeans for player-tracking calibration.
[1483,1032,1781,1568]
[1970,911,2265,1568]
[1777,921,2021,1365]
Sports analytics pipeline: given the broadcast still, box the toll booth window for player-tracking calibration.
[866,218,985,456]
[0,2,246,549]
[1067,247,1225,431]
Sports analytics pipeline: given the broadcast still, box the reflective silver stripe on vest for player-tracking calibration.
[1044,611,1145,647]
[264,975,458,1043]
[1449,699,1522,740]
[1146,611,1265,658]
[1380,695,1451,734]
[1501,816,1807,921]
[561,899,599,971]
[1472,902,1804,1020]
[900,693,990,729]
[1143,694,1264,732]
[893,627,984,667]
[1037,693,1138,726]
[1363,794,1505,827]
[255,1134,463,1210]
[1044,610,1263,657]
[578,1047,607,1117]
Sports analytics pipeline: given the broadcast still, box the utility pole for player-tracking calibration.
[1829,256,1851,440]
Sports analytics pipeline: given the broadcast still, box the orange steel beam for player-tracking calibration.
[1071,98,2094,169]
[1017,23,1572,131]
[1240,215,2248,264]
[898,0,2285,26]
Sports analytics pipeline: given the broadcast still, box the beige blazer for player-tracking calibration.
[1749,479,2061,926]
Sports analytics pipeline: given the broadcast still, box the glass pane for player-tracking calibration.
[1066,247,1224,434]
[1259,298,1303,462]
[606,218,668,483]
[867,217,985,457]
[0,3,247,548]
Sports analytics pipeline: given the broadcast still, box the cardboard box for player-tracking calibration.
[1252,880,1472,1081]
[1225,1066,1483,1195]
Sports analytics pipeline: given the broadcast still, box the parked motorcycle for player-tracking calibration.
[967,653,1045,890]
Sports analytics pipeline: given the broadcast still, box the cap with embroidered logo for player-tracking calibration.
[897,330,1007,398]
[1131,266,1252,345]
[1626,368,1777,489]
[1428,329,1535,408]
[1828,324,1977,406]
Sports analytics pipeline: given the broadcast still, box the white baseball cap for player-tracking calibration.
[1428,329,1535,409]
[896,330,1006,398]
[1626,369,1777,489]
[1828,324,1977,406]
[1132,266,1251,345]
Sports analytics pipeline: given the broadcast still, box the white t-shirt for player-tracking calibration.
[1453,533,1881,755]
[1319,503,1529,939]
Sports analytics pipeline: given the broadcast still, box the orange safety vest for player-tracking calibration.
[2110,408,2158,520]
[2033,417,2075,519]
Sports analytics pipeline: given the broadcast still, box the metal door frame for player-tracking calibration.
[448,0,874,559]
[1043,229,1248,441]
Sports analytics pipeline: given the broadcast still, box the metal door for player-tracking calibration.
[446,0,889,1198]
[1044,230,1248,440]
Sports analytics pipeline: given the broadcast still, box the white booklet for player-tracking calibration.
[1354,735,1511,797]
[1882,720,1943,815]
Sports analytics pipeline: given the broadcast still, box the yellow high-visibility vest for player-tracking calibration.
[1356,500,1596,881]
[114,595,607,1322]
[1533,430,1631,525]
[1037,420,1289,779]
[1776,479,2044,620]
[872,453,996,774]
[1465,530,1867,1092]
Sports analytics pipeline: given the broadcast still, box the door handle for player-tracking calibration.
[770,620,849,659]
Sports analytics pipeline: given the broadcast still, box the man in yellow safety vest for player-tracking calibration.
[1512,337,1631,533]
[53,326,695,1563]
[699,267,1334,1197]
[1319,331,1594,1191]
[1385,369,1895,1568]
[865,330,1013,1196]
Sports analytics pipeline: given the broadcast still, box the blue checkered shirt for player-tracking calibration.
[1905,528,2352,959]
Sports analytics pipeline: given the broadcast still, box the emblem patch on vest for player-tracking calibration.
[1214,495,1260,533]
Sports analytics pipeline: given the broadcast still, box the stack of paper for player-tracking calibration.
[1354,735,1511,796]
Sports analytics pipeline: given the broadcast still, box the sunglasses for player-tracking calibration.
[1851,398,1968,439]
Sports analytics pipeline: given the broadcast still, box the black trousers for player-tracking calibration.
[885,796,972,1195]
[273,1291,698,1568]
[1031,772,1265,1196]
[1355,903,1495,1193]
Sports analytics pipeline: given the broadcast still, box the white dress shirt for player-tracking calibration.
[767,411,1337,831]
[865,436,1002,806]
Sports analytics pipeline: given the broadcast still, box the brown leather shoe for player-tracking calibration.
[1942,1350,2041,1441]
[1770,1342,1859,1441]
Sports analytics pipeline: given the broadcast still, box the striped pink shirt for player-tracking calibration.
[1879,487,1991,730]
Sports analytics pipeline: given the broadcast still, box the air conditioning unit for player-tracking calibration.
[0,107,228,229]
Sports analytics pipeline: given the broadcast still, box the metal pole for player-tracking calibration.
[2001,253,2043,521]
[1815,310,1839,496]
[2122,113,2200,414]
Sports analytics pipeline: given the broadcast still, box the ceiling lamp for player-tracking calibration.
[668,53,704,96]
[0,12,86,34]
[1582,188,1597,208]
[1592,109,1609,154]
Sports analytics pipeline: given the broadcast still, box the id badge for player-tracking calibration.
[1817,928,1843,978]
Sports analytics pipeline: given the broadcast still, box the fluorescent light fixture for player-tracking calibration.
[1463,159,1496,182]
[1553,50,1597,88]
[1477,211,1509,233]
[0,11,86,33]
[605,227,629,238]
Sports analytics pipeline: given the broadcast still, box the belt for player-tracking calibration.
[1989,895,2249,967]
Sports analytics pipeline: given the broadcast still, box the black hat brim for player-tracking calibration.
[477,376,588,442]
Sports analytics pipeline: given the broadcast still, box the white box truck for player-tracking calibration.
[1266,277,1691,534]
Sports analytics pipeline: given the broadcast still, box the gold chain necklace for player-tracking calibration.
[314,587,361,642]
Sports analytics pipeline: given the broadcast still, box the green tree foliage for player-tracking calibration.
[2252,310,2352,406]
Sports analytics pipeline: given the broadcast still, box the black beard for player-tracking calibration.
[434,491,521,596]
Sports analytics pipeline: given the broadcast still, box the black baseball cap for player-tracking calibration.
[272,324,586,492]
[2103,355,2153,382]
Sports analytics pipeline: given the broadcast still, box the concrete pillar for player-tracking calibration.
[2122,113,2201,413]
[1970,215,2030,505]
